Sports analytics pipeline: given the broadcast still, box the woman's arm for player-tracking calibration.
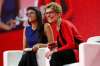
[23,28,28,49]
[0,22,11,30]
[44,23,54,43]
[57,21,75,52]
[37,23,54,48]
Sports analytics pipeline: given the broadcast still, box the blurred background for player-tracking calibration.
[0,0,100,66]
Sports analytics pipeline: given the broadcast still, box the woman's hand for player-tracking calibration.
[45,48,58,59]
[45,50,52,59]
[32,43,47,52]
[48,41,57,50]
[32,44,39,53]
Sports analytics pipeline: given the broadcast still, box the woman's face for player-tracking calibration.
[45,8,58,23]
[27,9,37,22]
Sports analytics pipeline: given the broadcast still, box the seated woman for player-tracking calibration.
[18,7,54,66]
[44,2,83,66]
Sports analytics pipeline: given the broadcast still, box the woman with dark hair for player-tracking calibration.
[18,7,54,66]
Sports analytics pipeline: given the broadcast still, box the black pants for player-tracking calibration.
[50,50,76,66]
[18,51,38,66]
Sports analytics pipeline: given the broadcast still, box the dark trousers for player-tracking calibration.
[50,50,76,66]
[18,51,38,66]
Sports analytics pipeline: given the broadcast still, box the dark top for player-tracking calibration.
[25,25,48,48]
[1,0,19,23]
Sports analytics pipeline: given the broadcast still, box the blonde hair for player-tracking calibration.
[45,2,62,31]
[45,2,62,13]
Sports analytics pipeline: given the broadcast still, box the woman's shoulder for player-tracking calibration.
[24,26,31,30]
[23,26,32,32]
[61,19,74,28]
[44,23,52,32]
[44,23,51,27]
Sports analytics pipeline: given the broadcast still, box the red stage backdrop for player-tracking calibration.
[0,0,100,66]
[72,0,100,40]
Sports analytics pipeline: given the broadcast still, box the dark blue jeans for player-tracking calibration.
[50,49,76,66]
